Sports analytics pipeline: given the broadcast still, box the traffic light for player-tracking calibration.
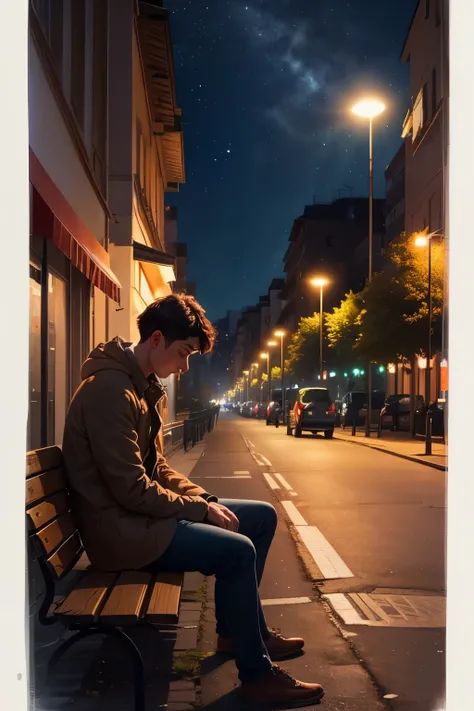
[378,365,385,373]
[352,368,360,376]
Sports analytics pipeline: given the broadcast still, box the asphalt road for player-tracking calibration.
[220,411,446,711]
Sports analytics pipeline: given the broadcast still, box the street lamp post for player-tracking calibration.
[352,98,386,437]
[267,341,277,403]
[260,352,270,402]
[274,330,286,416]
[415,233,434,456]
[310,278,329,381]
[242,370,249,401]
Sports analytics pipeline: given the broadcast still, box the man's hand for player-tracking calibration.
[205,502,239,532]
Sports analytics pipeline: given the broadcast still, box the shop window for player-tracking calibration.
[28,264,42,451]
[47,272,68,445]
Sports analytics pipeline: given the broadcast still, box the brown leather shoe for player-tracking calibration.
[217,629,304,661]
[240,665,324,707]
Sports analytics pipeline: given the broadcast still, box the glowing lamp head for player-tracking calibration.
[351,99,385,119]
[267,340,277,347]
[415,235,429,248]
[310,277,329,288]
[260,352,268,359]
[274,330,285,338]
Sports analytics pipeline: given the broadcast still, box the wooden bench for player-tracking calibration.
[26,445,184,711]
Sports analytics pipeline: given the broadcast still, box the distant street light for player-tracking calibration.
[415,231,435,456]
[352,96,386,438]
[310,277,329,380]
[274,330,286,416]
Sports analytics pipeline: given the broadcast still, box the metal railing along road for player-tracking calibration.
[163,405,220,455]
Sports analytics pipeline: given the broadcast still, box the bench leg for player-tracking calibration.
[47,627,146,711]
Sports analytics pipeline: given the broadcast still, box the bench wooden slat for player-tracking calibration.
[26,446,63,478]
[25,467,67,507]
[99,571,152,625]
[145,572,183,624]
[54,571,118,623]
[26,491,70,531]
[47,532,83,580]
[36,512,77,556]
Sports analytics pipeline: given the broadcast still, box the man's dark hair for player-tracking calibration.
[137,294,216,354]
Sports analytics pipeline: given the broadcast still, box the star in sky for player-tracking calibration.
[166,0,416,322]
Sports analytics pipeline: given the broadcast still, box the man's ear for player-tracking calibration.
[150,330,163,349]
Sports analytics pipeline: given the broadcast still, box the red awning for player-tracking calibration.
[29,150,121,303]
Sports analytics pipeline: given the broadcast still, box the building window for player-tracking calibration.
[28,264,42,451]
[432,68,437,117]
[47,272,68,445]
[92,0,108,196]
[71,0,86,130]
[31,0,64,76]
[412,89,424,141]
[422,83,428,126]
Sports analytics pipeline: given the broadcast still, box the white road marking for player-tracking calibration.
[263,473,280,490]
[281,501,308,527]
[234,471,250,475]
[296,525,354,579]
[324,593,367,624]
[289,490,298,497]
[273,473,293,491]
[261,597,312,607]
[258,454,272,467]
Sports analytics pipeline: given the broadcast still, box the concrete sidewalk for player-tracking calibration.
[334,428,447,471]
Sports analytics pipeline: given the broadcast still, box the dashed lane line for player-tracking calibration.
[282,501,354,580]
[263,473,280,490]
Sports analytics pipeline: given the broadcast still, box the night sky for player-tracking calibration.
[165,0,416,322]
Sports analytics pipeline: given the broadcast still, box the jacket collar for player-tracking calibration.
[123,343,166,407]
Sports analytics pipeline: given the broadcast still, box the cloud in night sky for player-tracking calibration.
[166,0,416,321]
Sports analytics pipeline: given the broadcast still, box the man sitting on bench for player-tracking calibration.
[62,294,324,707]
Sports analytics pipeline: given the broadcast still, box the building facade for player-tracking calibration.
[28,0,121,451]
[279,198,385,332]
[399,0,449,407]
[28,0,184,448]
[384,143,406,244]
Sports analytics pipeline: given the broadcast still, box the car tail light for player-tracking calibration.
[295,402,304,418]
[267,406,271,416]
[326,402,336,415]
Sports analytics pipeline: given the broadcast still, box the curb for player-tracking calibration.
[334,435,447,471]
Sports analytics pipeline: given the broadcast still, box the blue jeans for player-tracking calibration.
[150,499,277,681]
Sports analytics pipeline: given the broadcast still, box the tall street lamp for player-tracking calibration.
[352,97,386,437]
[251,362,259,401]
[415,232,434,456]
[267,340,277,402]
[242,370,249,401]
[310,277,329,380]
[260,352,270,402]
[274,330,286,415]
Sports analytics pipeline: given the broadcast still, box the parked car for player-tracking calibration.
[286,387,336,438]
[266,400,282,425]
[380,394,425,431]
[252,402,266,419]
[240,401,253,417]
[341,391,385,428]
